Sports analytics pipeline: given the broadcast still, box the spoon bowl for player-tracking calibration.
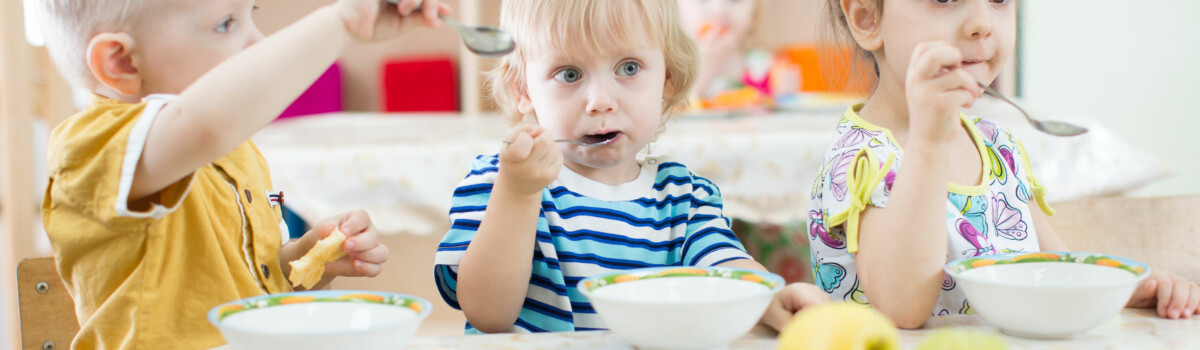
[978,82,1088,137]
[386,0,515,57]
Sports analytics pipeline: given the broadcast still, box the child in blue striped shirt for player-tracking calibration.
[434,0,829,334]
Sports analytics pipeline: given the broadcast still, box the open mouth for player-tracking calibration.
[579,131,621,145]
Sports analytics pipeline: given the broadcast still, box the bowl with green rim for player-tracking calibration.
[578,266,784,350]
[945,251,1150,339]
[208,290,432,350]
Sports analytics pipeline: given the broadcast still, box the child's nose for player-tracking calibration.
[247,26,266,47]
[962,1,995,39]
[585,81,618,115]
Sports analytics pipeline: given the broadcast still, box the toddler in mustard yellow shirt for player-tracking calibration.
[30,0,449,348]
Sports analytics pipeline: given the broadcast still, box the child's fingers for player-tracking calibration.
[1185,283,1199,318]
[760,284,830,331]
[950,69,983,108]
[912,43,961,80]
[793,283,832,308]
[953,69,984,98]
[502,132,536,161]
[1128,279,1157,308]
[1167,277,1190,319]
[337,209,373,235]
[420,0,444,27]
[344,230,378,253]
[528,132,557,162]
[759,298,793,332]
[353,260,384,277]
[396,0,421,14]
[1157,275,1174,317]
[351,244,390,265]
[314,222,340,239]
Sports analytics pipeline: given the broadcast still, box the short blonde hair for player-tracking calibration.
[487,0,699,125]
[28,0,153,89]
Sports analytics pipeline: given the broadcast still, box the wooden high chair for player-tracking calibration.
[1048,195,1200,282]
[16,257,79,350]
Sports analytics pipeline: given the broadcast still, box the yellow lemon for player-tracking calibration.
[777,303,899,350]
[916,328,1007,350]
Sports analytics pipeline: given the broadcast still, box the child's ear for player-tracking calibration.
[517,91,535,115]
[86,33,141,95]
[842,0,883,51]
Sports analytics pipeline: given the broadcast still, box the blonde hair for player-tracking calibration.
[28,0,154,89]
[486,0,699,125]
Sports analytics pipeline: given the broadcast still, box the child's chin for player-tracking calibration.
[575,151,635,169]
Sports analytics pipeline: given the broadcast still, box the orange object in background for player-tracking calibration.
[776,45,874,95]
[702,87,768,110]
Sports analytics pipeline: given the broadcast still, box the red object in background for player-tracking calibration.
[278,62,343,119]
[381,57,459,112]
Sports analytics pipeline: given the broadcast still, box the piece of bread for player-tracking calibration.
[288,228,348,289]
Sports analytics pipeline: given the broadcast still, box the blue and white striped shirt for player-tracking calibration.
[434,154,752,333]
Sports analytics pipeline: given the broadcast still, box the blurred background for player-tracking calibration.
[3,0,1198,348]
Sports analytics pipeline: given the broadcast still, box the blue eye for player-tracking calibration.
[616,61,641,77]
[216,16,235,33]
[553,68,582,83]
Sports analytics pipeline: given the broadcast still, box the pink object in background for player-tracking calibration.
[278,62,343,120]
[381,57,458,112]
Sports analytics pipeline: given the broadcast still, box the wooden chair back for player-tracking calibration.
[16,257,79,350]
[1047,195,1200,282]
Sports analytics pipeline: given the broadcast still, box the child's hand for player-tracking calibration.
[335,0,451,43]
[904,41,984,144]
[497,125,563,196]
[1126,270,1200,319]
[760,283,831,331]
[312,209,390,278]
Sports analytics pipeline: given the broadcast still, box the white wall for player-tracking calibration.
[1020,1,1200,197]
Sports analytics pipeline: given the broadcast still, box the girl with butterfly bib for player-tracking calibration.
[808,0,1200,328]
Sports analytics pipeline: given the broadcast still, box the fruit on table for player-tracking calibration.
[777,303,899,350]
[916,328,1008,350]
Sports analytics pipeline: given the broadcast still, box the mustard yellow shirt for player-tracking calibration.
[42,95,294,349]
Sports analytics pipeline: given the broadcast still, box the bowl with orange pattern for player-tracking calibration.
[578,267,784,349]
[946,251,1150,339]
[208,290,432,350]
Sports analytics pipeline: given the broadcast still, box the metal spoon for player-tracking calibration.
[978,82,1088,137]
[386,0,515,57]
[502,136,619,148]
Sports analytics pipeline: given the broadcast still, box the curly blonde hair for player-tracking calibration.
[486,0,698,125]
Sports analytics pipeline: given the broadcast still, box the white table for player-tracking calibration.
[252,102,1164,236]
[404,309,1198,349]
[211,308,1199,349]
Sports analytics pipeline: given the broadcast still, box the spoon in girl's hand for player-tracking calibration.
[385,0,515,57]
[502,132,620,147]
[977,81,1088,137]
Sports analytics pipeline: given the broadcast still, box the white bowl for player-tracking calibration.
[208,290,432,350]
[945,252,1149,339]
[578,267,783,350]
